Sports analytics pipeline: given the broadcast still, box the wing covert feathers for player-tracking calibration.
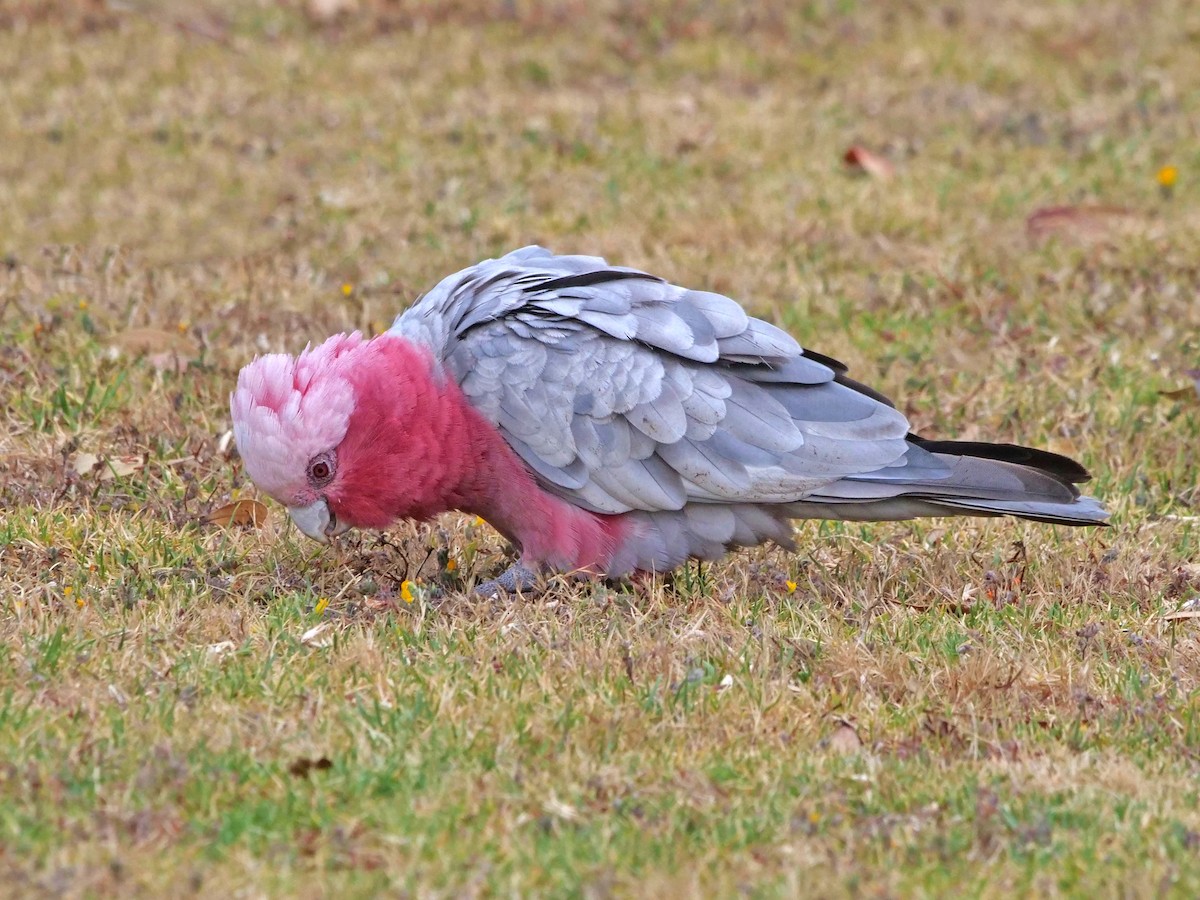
[391,247,1105,566]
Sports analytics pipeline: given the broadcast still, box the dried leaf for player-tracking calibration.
[105,455,143,478]
[71,452,144,480]
[843,145,895,180]
[300,622,334,647]
[1158,370,1200,404]
[288,756,333,777]
[72,452,100,476]
[203,499,268,528]
[828,722,863,755]
[1159,386,1198,402]
[1025,205,1146,245]
[1161,608,1200,622]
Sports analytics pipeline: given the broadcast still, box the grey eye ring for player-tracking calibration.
[307,451,336,487]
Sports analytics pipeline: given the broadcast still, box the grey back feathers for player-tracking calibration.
[392,247,1105,571]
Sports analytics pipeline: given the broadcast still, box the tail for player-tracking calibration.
[787,434,1108,526]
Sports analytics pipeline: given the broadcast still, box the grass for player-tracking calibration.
[2,0,1200,895]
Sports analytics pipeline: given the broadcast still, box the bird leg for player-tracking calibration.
[474,562,541,598]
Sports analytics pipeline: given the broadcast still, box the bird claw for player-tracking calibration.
[474,563,541,598]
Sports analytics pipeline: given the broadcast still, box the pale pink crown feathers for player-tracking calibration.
[230,333,365,504]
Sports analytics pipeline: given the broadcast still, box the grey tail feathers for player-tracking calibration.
[797,434,1108,527]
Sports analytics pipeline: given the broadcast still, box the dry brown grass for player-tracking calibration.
[1,0,1200,896]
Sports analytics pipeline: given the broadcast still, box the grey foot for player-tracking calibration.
[474,563,540,598]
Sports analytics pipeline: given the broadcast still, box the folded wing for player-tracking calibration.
[393,247,919,513]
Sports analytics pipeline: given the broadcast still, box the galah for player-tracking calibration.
[231,247,1106,594]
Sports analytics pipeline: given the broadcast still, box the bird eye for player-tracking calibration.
[307,454,335,486]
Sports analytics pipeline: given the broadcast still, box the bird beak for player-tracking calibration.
[287,498,348,543]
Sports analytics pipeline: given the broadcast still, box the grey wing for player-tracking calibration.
[390,246,645,354]
[416,247,914,515]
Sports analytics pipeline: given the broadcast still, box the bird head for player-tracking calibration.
[232,329,484,544]
[230,332,371,542]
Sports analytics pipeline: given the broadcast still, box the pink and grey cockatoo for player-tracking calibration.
[231,247,1106,594]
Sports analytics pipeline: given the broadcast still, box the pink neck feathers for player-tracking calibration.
[336,336,631,573]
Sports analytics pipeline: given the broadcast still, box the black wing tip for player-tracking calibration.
[907,435,1094,485]
[532,269,664,292]
[799,347,849,373]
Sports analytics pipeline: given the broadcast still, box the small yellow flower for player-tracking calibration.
[64,585,73,596]
[341,282,354,297]
[177,321,189,333]
[445,558,458,573]
[78,300,88,311]
[1157,165,1178,188]
[473,516,485,527]
[76,597,85,609]
[785,580,797,593]
[314,597,329,616]
[808,811,821,824]
[401,580,415,604]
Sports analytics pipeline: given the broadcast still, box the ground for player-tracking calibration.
[1,1,1200,896]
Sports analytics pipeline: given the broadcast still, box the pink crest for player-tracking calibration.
[230,332,364,503]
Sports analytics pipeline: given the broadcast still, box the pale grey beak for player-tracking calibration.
[287,499,348,543]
